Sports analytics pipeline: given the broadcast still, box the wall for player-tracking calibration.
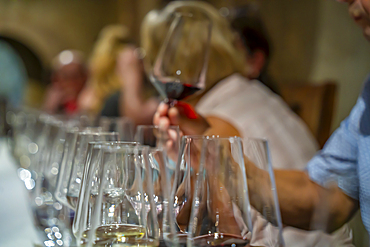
[309,0,370,129]
[0,0,119,66]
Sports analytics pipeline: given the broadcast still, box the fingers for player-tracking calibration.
[158,102,169,117]
[168,107,180,125]
[153,102,171,129]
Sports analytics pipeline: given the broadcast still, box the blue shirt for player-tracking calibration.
[307,75,370,233]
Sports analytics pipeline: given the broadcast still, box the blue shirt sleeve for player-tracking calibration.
[306,82,367,200]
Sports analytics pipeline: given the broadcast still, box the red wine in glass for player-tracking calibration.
[151,77,201,105]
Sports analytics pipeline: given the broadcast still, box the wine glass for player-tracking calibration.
[65,131,119,210]
[150,12,212,104]
[243,138,284,247]
[75,143,160,247]
[169,135,253,247]
[135,125,181,246]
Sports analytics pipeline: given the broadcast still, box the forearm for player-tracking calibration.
[120,75,159,125]
[121,90,158,125]
[246,164,359,232]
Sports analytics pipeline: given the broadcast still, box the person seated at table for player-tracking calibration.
[144,1,318,170]
[154,0,370,245]
[149,1,353,246]
[77,24,131,116]
[114,46,160,125]
[43,50,87,115]
[230,3,280,96]
[78,24,159,125]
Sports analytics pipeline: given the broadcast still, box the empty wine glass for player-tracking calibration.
[74,143,160,247]
[169,135,253,247]
[243,138,284,247]
[54,127,104,207]
[54,127,79,207]
[150,12,212,105]
[65,131,119,210]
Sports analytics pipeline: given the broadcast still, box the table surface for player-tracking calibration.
[0,138,40,247]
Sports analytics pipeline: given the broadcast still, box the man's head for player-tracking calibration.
[230,4,271,80]
[340,0,370,41]
[51,50,87,102]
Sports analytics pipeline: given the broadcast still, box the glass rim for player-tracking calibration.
[88,141,139,147]
[101,143,151,153]
[78,131,119,136]
[182,135,268,143]
[136,125,180,130]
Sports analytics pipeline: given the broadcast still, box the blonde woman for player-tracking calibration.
[77,25,131,116]
[149,1,352,246]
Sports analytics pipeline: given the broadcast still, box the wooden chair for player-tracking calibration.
[279,81,337,148]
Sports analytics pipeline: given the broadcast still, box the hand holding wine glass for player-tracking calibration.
[150,12,212,106]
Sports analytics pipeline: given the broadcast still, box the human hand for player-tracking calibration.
[116,46,143,88]
[153,102,210,136]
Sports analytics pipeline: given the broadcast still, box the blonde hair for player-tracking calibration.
[87,24,131,113]
[141,1,247,92]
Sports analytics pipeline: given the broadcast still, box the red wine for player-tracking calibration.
[153,80,201,101]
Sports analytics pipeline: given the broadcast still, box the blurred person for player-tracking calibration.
[144,1,318,170]
[155,0,370,245]
[77,25,129,116]
[230,3,280,95]
[115,46,160,125]
[43,50,87,115]
[0,39,27,107]
[81,24,159,124]
[150,1,353,246]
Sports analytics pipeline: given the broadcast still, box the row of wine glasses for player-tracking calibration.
[71,136,284,247]
[7,107,283,246]
[6,10,284,246]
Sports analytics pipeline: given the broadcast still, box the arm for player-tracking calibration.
[246,163,358,232]
[154,103,360,233]
[116,47,159,125]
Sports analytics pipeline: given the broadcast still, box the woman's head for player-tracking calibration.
[80,25,131,114]
[141,1,247,92]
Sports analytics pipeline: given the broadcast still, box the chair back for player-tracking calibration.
[280,81,337,148]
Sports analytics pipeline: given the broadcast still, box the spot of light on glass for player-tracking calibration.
[20,155,31,168]
[44,191,53,201]
[56,240,63,246]
[59,50,74,65]
[18,168,30,180]
[55,232,62,239]
[108,205,115,217]
[54,202,62,210]
[44,240,55,246]
[35,196,43,206]
[51,167,58,175]
[219,7,230,17]
[176,70,181,75]
[28,143,38,154]
[24,178,35,190]
[76,178,81,184]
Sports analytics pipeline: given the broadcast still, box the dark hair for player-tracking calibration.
[229,4,280,95]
